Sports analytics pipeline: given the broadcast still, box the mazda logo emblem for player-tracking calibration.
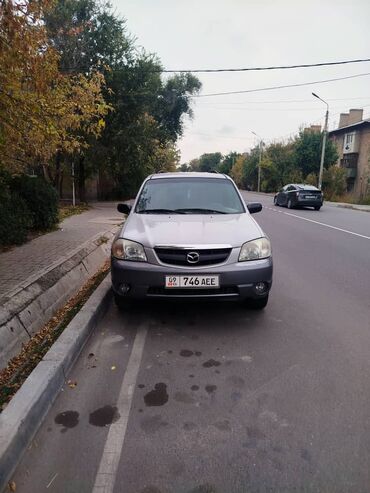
[187,251,200,264]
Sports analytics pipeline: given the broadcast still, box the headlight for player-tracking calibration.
[239,237,271,262]
[112,238,147,262]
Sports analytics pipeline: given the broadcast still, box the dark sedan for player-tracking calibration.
[274,184,323,210]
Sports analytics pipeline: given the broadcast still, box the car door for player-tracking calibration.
[285,185,297,206]
[278,185,289,206]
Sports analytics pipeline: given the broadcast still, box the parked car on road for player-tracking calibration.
[112,172,273,309]
[274,184,323,210]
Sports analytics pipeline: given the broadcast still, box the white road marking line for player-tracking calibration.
[265,207,370,240]
[92,325,148,493]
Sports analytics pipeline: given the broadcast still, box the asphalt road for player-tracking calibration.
[9,194,370,493]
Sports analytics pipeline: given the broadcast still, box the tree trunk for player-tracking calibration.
[78,155,86,203]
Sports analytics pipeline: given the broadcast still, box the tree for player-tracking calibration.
[293,129,339,178]
[219,152,240,175]
[0,0,109,181]
[197,152,223,172]
[230,155,245,187]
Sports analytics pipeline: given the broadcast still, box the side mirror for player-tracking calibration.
[117,203,131,214]
[247,202,262,214]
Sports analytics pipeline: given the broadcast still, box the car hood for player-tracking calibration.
[119,213,264,248]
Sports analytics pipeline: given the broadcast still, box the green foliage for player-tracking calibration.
[201,153,222,172]
[0,171,31,246]
[10,176,59,230]
[322,166,347,200]
[218,152,240,175]
[293,129,338,177]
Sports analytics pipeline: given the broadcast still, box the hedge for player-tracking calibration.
[0,173,59,247]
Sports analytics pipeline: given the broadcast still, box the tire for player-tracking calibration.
[287,199,293,209]
[273,196,278,206]
[314,206,321,211]
[245,295,269,310]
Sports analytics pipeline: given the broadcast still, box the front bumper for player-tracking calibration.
[111,256,273,301]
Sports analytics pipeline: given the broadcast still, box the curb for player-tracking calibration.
[0,226,119,369]
[0,274,112,492]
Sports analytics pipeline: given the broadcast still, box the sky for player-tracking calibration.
[111,0,370,163]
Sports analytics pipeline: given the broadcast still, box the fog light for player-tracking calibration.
[254,282,268,295]
[118,283,130,295]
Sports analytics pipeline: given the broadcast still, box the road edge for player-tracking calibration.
[0,274,112,492]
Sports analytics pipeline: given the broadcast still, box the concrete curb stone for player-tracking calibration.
[0,274,112,492]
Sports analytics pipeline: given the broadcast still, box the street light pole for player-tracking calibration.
[312,92,329,190]
[252,131,262,192]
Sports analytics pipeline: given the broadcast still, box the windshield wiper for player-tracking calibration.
[137,208,186,214]
[175,208,227,214]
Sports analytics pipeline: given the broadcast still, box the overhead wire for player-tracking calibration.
[193,72,370,98]
[160,58,370,73]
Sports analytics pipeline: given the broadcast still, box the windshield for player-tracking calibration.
[135,177,245,214]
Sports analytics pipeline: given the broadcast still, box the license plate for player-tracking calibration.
[165,275,219,289]
[305,195,316,199]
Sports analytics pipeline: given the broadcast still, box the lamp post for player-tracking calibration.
[312,92,329,190]
[252,131,263,192]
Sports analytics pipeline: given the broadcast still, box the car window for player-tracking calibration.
[135,178,245,214]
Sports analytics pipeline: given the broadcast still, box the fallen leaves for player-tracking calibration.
[8,481,16,492]
[67,380,77,389]
[111,366,116,371]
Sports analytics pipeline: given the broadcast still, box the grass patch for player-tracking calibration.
[0,260,110,412]
[59,203,90,222]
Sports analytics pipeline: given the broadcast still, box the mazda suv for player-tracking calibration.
[111,172,273,309]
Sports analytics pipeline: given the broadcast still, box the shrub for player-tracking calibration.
[322,166,347,201]
[10,176,58,230]
[0,172,31,245]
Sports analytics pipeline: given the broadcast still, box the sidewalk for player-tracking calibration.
[0,202,122,300]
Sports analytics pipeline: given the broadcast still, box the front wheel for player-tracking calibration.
[287,199,293,209]
[245,295,269,310]
[314,205,321,211]
[273,196,278,206]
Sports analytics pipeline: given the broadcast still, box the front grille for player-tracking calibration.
[154,247,231,267]
[147,286,239,296]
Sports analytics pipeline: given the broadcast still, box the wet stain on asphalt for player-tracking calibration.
[175,392,195,404]
[168,350,173,354]
[215,370,220,374]
[195,351,202,356]
[203,359,221,368]
[140,415,168,433]
[246,426,265,439]
[54,411,79,429]
[213,420,231,431]
[144,383,169,407]
[180,349,194,357]
[138,384,145,389]
[205,384,217,394]
[89,405,120,427]
[191,385,200,391]
[183,422,197,431]
[189,374,195,378]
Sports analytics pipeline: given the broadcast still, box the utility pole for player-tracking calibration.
[312,92,329,190]
[252,131,263,192]
[71,160,76,207]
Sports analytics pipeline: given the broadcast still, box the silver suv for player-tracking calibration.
[111,172,272,309]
